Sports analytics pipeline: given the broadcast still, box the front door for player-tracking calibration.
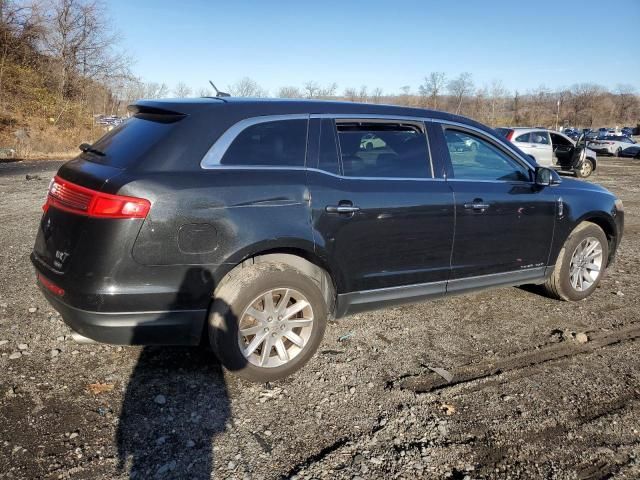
[437,125,556,289]
[306,118,455,295]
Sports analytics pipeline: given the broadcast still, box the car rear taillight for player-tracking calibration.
[37,273,65,296]
[43,176,150,219]
[505,130,514,141]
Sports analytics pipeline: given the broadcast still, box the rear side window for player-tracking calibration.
[221,119,307,167]
[514,132,531,143]
[87,117,176,168]
[530,131,550,145]
[336,122,430,178]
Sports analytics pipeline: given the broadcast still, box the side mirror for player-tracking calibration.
[535,167,553,186]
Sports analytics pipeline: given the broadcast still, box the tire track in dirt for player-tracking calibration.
[394,323,640,394]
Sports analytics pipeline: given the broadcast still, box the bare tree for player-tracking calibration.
[145,81,169,99]
[277,86,302,98]
[173,81,192,98]
[566,83,604,127]
[371,87,383,104]
[318,82,338,98]
[488,79,507,125]
[197,87,213,97]
[418,72,446,109]
[614,84,638,123]
[303,81,319,98]
[447,72,474,114]
[343,87,357,102]
[228,77,267,97]
[41,0,131,99]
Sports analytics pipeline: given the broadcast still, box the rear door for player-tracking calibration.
[306,117,454,296]
[433,124,556,290]
[529,131,553,166]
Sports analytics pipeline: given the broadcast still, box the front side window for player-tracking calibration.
[336,122,430,178]
[220,119,307,166]
[444,129,530,182]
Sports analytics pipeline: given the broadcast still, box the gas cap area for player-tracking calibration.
[177,223,218,254]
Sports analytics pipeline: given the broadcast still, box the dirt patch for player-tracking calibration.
[1,157,639,479]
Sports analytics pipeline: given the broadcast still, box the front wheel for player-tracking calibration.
[543,222,608,301]
[575,158,594,178]
[208,262,328,382]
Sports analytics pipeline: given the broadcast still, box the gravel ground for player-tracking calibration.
[0,158,639,479]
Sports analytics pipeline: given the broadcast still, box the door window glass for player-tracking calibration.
[444,129,530,182]
[336,123,430,178]
[317,119,340,174]
[515,132,531,143]
[530,131,550,145]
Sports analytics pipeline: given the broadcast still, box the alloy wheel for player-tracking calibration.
[580,160,592,177]
[569,236,603,292]
[238,288,314,368]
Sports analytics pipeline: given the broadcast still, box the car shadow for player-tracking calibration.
[116,267,244,479]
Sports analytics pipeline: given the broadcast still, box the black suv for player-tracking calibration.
[32,98,624,382]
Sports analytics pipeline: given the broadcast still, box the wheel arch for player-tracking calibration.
[215,245,338,317]
[575,213,617,265]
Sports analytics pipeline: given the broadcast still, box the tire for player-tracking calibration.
[208,262,328,382]
[543,222,608,301]
[575,158,593,178]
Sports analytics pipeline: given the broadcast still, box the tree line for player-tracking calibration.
[120,74,639,130]
[1,0,638,156]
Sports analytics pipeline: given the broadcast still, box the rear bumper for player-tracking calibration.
[36,282,206,346]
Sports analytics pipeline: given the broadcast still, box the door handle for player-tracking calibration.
[326,204,360,214]
[464,201,490,211]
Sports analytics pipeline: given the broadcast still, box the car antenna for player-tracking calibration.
[209,80,231,97]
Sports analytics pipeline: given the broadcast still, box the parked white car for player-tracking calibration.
[496,128,597,178]
[587,136,637,157]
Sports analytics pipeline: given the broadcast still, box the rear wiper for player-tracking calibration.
[79,143,105,156]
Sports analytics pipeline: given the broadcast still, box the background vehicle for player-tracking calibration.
[588,135,637,156]
[32,99,623,382]
[619,145,640,159]
[496,127,597,177]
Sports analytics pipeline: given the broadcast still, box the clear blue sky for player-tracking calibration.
[109,0,640,95]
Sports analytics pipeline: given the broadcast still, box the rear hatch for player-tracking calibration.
[33,106,186,274]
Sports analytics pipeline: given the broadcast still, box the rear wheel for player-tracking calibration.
[543,222,608,301]
[208,262,327,382]
[575,158,593,178]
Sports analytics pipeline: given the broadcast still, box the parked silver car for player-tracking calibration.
[496,128,597,178]
[588,135,637,157]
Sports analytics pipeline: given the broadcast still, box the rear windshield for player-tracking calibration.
[83,116,177,168]
[494,128,513,139]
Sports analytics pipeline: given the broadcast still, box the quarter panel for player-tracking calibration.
[129,169,313,266]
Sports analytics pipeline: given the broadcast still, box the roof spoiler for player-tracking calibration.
[127,104,188,123]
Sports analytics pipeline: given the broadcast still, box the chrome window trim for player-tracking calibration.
[310,113,434,122]
[199,112,534,176]
[200,114,310,168]
[198,164,446,182]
